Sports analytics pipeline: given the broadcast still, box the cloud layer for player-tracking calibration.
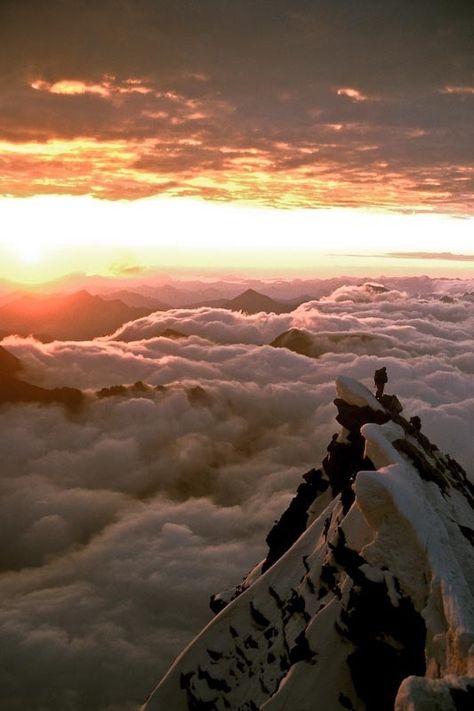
[0,279,473,709]
[1,1,472,210]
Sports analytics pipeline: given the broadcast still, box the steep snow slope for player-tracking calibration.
[142,376,474,711]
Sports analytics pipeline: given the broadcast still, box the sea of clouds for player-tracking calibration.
[1,280,473,710]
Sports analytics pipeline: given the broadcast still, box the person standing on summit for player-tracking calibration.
[374,367,388,399]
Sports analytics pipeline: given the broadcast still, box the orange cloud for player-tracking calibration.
[30,76,153,98]
[441,86,474,95]
[0,133,471,213]
[31,79,111,97]
[336,87,369,102]
[0,77,471,215]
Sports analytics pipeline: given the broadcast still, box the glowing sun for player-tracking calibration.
[16,243,42,264]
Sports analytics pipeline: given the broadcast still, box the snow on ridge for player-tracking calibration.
[336,375,386,412]
[141,377,474,711]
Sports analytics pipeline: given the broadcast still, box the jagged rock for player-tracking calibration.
[209,595,227,615]
[334,398,390,430]
[379,393,403,415]
[262,469,329,572]
[409,415,422,433]
[97,384,129,398]
[141,375,474,711]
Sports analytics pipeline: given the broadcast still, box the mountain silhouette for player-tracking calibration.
[0,290,158,341]
[184,289,296,314]
[100,290,171,310]
[0,345,83,409]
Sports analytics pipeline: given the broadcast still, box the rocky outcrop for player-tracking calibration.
[270,328,316,356]
[142,375,474,711]
[0,345,83,410]
[96,381,210,406]
[270,329,391,359]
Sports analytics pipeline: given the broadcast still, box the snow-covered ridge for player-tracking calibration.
[141,376,474,711]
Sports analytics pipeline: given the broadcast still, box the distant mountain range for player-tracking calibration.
[100,289,171,310]
[0,290,160,341]
[1,276,472,343]
[0,288,304,341]
[183,288,298,314]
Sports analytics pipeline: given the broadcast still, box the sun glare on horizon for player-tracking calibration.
[0,194,473,285]
[16,241,42,264]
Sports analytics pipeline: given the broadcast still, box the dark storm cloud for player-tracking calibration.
[0,0,472,208]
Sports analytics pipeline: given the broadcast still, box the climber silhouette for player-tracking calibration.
[374,367,388,399]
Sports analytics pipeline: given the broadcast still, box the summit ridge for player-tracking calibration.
[142,374,474,711]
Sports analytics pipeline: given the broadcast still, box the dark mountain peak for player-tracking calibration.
[270,328,315,356]
[226,289,291,315]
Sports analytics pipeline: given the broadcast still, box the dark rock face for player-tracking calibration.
[334,398,390,431]
[450,683,474,710]
[323,431,375,507]
[379,393,403,415]
[262,469,329,572]
[342,578,426,711]
[209,596,228,615]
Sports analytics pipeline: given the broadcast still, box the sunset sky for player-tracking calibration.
[1,0,472,283]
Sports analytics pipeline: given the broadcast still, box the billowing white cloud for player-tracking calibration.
[0,278,473,710]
